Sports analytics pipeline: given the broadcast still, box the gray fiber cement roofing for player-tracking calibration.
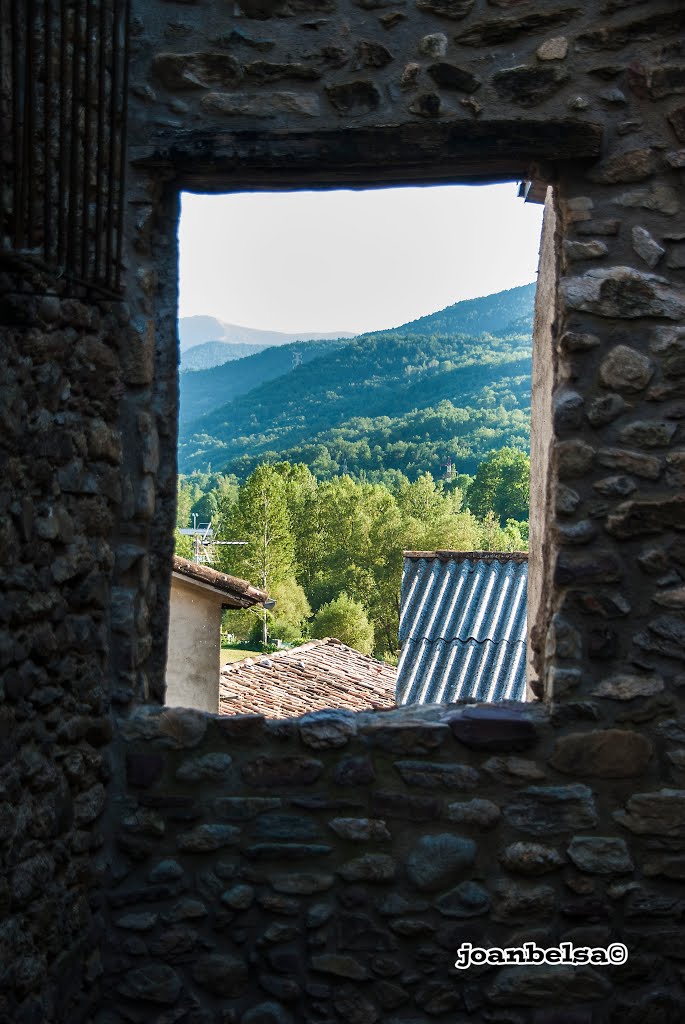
[397,551,528,706]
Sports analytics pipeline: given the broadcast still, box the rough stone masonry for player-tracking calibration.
[1,0,685,1021]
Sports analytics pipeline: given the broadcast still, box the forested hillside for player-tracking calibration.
[180,338,350,424]
[179,283,535,478]
[181,340,269,372]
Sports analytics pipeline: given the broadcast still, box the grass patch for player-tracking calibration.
[220,644,262,667]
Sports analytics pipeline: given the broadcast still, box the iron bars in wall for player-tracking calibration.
[1,0,130,294]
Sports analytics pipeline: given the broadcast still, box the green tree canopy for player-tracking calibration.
[215,463,295,590]
[258,577,312,644]
[466,447,530,525]
[311,592,375,655]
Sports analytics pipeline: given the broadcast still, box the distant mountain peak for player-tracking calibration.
[178,315,356,352]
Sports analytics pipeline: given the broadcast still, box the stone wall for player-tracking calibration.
[2,0,685,1020]
[0,265,126,1023]
[121,0,685,711]
[103,701,684,1022]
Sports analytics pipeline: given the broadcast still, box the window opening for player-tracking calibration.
[166,183,545,716]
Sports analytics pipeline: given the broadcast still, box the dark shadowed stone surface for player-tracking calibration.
[126,751,165,788]
[556,440,595,478]
[333,990,380,1024]
[338,854,397,882]
[618,420,676,448]
[549,730,652,778]
[503,785,598,836]
[483,756,546,785]
[252,812,322,841]
[241,1002,293,1024]
[602,344,655,391]
[447,707,537,751]
[176,752,232,781]
[222,883,255,909]
[371,790,443,821]
[212,797,282,820]
[587,393,627,427]
[605,497,685,539]
[596,449,661,480]
[486,965,611,1006]
[245,842,333,860]
[334,756,376,786]
[446,797,501,828]
[271,872,334,894]
[427,63,480,92]
[376,893,429,916]
[455,9,578,46]
[406,834,476,891]
[299,709,357,749]
[415,0,473,19]
[592,673,664,700]
[338,911,398,949]
[593,475,634,499]
[643,854,685,880]
[176,824,241,851]
[152,52,242,90]
[328,817,391,841]
[635,616,685,661]
[192,954,248,996]
[241,756,323,787]
[117,964,182,1004]
[614,790,685,837]
[564,269,685,321]
[560,331,600,352]
[435,881,491,918]
[499,842,565,876]
[325,81,381,114]
[587,147,656,184]
[492,65,568,106]
[492,883,556,923]
[311,954,368,979]
[393,760,479,789]
[361,722,448,753]
[555,551,623,584]
[567,837,634,874]
[202,90,322,117]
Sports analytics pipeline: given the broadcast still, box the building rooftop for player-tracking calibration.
[172,555,268,608]
[219,637,397,718]
[397,550,528,706]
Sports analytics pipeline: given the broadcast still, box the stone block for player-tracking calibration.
[549,729,653,778]
[447,706,538,751]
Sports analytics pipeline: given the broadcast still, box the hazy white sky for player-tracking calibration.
[179,183,544,335]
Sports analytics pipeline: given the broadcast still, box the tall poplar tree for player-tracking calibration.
[215,464,295,645]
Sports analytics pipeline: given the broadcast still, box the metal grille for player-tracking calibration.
[2,0,130,293]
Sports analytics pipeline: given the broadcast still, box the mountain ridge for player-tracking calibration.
[179,314,356,352]
[178,282,537,480]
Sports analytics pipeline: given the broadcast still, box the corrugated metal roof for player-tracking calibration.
[397,552,528,705]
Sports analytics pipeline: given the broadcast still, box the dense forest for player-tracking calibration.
[179,282,536,479]
[176,451,530,658]
[181,340,269,372]
[176,284,536,656]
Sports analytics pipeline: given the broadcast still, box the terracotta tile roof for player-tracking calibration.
[219,638,397,718]
[172,555,268,608]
